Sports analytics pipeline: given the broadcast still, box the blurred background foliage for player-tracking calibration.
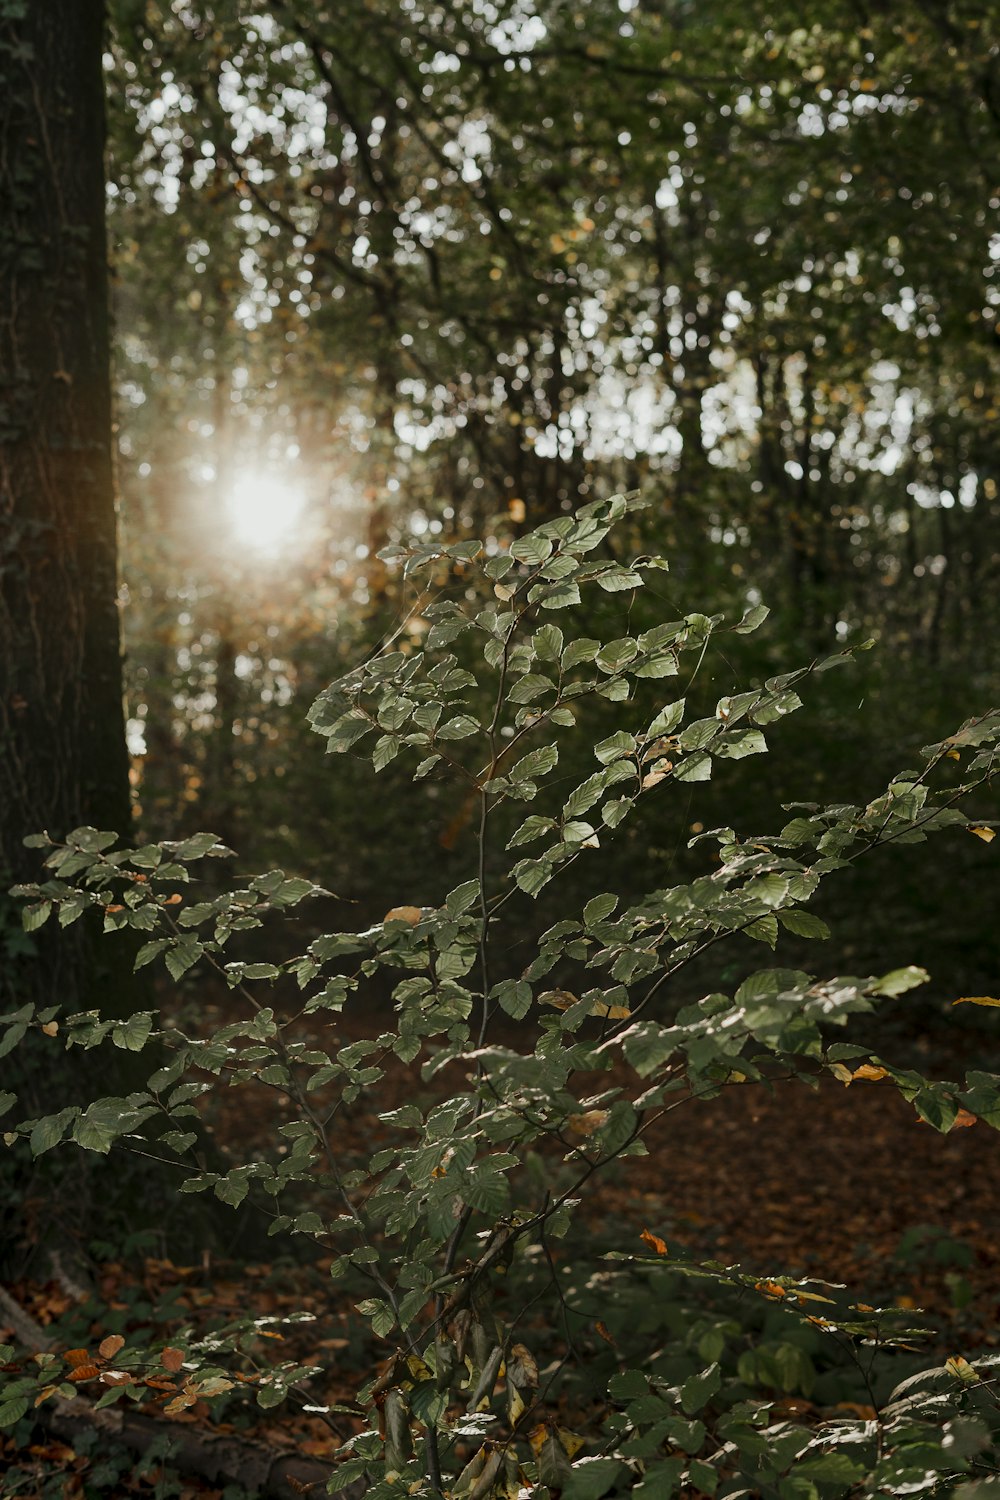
[104,0,999,1020]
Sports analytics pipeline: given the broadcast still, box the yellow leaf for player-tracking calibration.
[952,1109,977,1129]
[589,1000,630,1019]
[828,1062,853,1085]
[566,1109,609,1138]
[945,1355,979,1383]
[953,996,1000,1008]
[539,989,577,1011]
[34,1385,59,1406]
[558,1427,585,1458]
[41,1021,58,1037]
[969,826,995,842]
[851,1064,889,1082]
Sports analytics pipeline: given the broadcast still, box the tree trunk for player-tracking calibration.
[0,0,130,1007]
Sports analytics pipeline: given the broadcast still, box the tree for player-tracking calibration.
[0,0,130,1006]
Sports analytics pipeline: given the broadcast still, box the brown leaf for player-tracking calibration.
[640,1228,668,1256]
[99,1369,134,1387]
[952,1109,977,1130]
[163,1391,198,1415]
[953,995,1000,1008]
[34,1385,60,1407]
[98,1334,125,1360]
[160,1346,185,1373]
[594,1321,616,1347]
[63,1348,91,1368]
[40,1021,59,1037]
[67,1363,100,1381]
[383,906,422,926]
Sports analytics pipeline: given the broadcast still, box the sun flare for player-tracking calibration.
[227,473,307,553]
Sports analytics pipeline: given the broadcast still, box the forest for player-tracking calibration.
[1,0,999,1496]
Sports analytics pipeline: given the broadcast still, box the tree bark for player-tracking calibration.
[0,1,130,1005]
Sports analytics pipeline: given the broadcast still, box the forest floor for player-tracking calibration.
[4,1008,999,1498]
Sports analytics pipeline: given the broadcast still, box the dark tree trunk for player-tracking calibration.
[0,0,130,1004]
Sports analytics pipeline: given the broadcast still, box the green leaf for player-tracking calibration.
[30,1107,78,1156]
[674,752,712,782]
[492,980,532,1020]
[733,603,770,634]
[0,1397,28,1427]
[596,566,643,592]
[680,1362,721,1415]
[715,729,767,759]
[510,533,554,566]
[595,731,636,765]
[436,714,480,740]
[510,745,558,783]
[22,901,52,932]
[533,623,564,659]
[870,966,929,997]
[564,1458,628,1499]
[112,1013,154,1051]
[777,910,830,939]
[215,1169,252,1207]
[648,699,686,736]
[584,893,618,926]
[596,637,638,673]
[562,638,600,669]
[165,938,204,981]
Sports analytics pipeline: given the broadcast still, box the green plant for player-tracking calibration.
[3,491,1000,1498]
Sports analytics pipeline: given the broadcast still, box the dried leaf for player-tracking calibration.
[98,1335,125,1360]
[63,1349,91,1368]
[953,995,1000,1008]
[99,1369,134,1387]
[40,1021,59,1038]
[383,906,422,926]
[68,1363,100,1381]
[851,1064,889,1082]
[952,1109,977,1130]
[160,1346,185,1373]
[755,1280,787,1299]
[969,826,995,842]
[566,1110,609,1138]
[539,989,576,1011]
[640,1228,668,1256]
[595,1321,616,1346]
[163,1391,198,1415]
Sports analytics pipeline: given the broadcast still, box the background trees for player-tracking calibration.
[94,0,999,980]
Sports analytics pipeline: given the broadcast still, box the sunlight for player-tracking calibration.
[227,472,308,553]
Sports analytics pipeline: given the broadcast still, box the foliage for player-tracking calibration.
[3,493,1000,1497]
[103,0,1000,885]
